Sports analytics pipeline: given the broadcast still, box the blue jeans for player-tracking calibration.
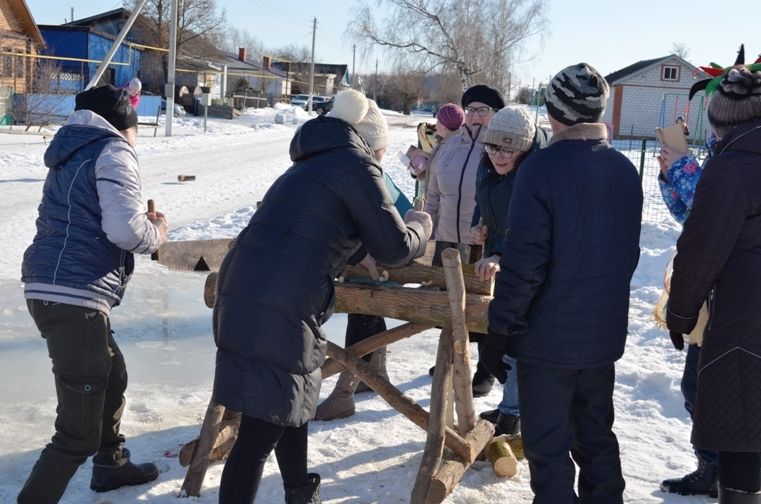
[682,344,717,464]
[497,354,520,416]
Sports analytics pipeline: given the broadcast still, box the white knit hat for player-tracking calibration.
[484,106,536,153]
[328,89,389,151]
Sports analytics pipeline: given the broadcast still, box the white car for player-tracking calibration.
[290,94,331,113]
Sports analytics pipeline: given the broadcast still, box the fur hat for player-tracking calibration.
[708,66,761,138]
[328,89,389,151]
[436,103,465,131]
[545,63,609,125]
[75,84,138,131]
[461,84,505,110]
[484,106,535,153]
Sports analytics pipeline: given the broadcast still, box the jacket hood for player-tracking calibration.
[44,110,128,169]
[715,117,761,156]
[289,115,375,162]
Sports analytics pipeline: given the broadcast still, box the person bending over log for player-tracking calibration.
[212,88,432,504]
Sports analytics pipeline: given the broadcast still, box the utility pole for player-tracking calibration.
[352,44,356,88]
[307,17,316,113]
[165,0,178,136]
[70,7,74,23]
[373,58,378,101]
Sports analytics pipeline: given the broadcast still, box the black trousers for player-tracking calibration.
[346,313,386,362]
[719,452,761,492]
[18,300,127,504]
[219,415,308,504]
[517,360,625,504]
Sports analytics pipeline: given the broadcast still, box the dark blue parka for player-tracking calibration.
[212,116,427,426]
[488,123,643,368]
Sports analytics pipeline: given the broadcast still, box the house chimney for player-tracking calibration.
[238,48,247,61]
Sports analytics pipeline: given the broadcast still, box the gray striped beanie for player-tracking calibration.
[545,63,609,125]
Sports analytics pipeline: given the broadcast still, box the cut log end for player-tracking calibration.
[487,435,519,478]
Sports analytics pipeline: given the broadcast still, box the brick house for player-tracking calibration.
[602,55,711,140]
[0,0,44,93]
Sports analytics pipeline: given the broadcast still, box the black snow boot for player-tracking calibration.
[494,413,521,437]
[479,408,501,424]
[284,473,321,504]
[660,456,718,497]
[719,486,761,503]
[90,447,159,493]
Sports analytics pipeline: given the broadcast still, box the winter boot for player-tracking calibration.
[479,408,501,424]
[660,456,718,497]
[90,447,159,493]
[494,413,521,437]
[284,473,321,504]
[314,371,359,421]
[472,362,495,398]
[355,347,388,394]
[719,486,761,503]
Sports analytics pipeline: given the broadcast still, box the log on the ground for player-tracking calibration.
[486,435,519,478]
[441,249,476,433]
[425,421,495,504]
[326,341,472,462]
[411,328,453,504]
[179,410,241,467]
[341,260,493,296]
[507,436,525,460]
[321,322,432,378]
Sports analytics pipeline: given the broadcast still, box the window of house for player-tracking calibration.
[662,65,680,81]
[1,48,13,78]
[15,52,24,78]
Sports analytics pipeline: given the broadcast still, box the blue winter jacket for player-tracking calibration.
[488,123,643,368]
[22,111,160,313]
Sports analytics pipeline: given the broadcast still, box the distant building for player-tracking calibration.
[0,0,45,93]
[37,25,142,92]
[602,55,710,140]
[271,61,347,96]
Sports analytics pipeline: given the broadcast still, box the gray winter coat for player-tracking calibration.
[212,116,428,427]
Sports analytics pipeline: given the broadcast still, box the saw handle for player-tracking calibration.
[147,199,159,261]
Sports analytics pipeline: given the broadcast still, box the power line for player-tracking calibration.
[248,0,311,27]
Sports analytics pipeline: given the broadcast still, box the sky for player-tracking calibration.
[27,0,760,88]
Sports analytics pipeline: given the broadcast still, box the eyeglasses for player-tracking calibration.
[464,106,494,116]
[484,143,516,157]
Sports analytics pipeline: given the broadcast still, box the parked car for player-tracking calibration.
[289,94,333,115]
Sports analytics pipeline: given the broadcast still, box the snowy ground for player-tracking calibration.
[0,105,712,503]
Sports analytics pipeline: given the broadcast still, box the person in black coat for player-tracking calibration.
[667,66,761,503]
[212,90,432,503]
[481,63,643,504]
[468,105,548,437]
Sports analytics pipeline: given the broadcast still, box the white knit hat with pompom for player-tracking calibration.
[328,89,389,151]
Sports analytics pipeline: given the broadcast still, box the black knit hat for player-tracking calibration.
[708,66,761,138]
[75,84,138,130]
[545,63,609,125]
[461,84,505,110]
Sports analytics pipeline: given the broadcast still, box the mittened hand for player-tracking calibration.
[404,210,433,241]
[480,330,512,384]
[669,330,685,350]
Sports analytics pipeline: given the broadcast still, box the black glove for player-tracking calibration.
[669,331,685,351]
[479,329,512,384]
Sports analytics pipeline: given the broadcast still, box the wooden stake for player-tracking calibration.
[147,199,158,261]
[411,327,453,503]
[179,401,227,497]
[441,248,476,433]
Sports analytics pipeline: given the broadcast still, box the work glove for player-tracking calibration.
[479,329,512,384]
[669,331,685,351]
[404,209,433,242]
